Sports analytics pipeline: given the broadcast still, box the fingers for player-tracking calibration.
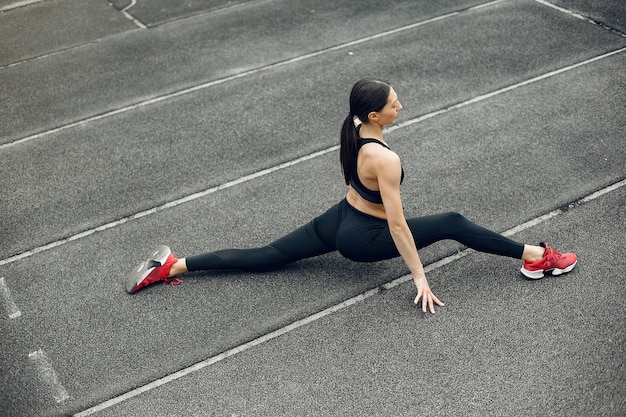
[413,288,423,305]
[427,293,437,314]
[415,290,430,313]
[432,294,445,307]
[427,293,445,314]
[414,290,444,314]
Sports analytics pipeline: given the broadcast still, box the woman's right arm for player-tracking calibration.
[375,152,444,314]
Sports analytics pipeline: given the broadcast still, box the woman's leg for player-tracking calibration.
[180,201,347,274]
[334,209,575,280]
[336,209,528,263]
[406,212,556,261]
[407,212,525,258]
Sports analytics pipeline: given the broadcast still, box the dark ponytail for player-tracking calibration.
[340,114,359,185]
[339,78,391,185]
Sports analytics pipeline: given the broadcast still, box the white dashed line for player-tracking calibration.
[28,349,70,403]
[0,277,21,319]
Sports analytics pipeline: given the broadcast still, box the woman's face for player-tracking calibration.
[372,87,403,126]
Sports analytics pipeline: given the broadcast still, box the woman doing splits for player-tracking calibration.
[127,78,577,314]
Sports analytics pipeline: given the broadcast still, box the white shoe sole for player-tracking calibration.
[520,260,577,280]
[126,245,172,293]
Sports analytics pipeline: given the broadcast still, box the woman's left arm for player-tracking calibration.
[376,152,444,314]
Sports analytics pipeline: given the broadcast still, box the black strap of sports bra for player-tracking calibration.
[358,138,390,149]
[356,138,404,185]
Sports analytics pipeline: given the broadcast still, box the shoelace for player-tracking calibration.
[544,247,566,261]
[162,277,182,287]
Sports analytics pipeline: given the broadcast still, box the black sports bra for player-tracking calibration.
[350,138,405,204]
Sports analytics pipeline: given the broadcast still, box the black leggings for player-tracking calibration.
[186,199,525,272]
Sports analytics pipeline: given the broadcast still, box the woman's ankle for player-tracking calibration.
[522,245,545,262]
[169,258,188,277]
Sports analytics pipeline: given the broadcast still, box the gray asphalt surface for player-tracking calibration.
[1,1,624,416]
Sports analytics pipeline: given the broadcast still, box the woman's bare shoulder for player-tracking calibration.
[364,145,400,167]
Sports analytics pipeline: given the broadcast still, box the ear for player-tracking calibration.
[367,111,379,123]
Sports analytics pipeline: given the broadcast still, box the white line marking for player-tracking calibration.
[533,0,626,38]
[1,46,625,267]
[0,1,501,151]
[120,0,147,29]
[74,178,625,416]
[468,0,507,11]
[147,0,275,27]
[0,0,44,12]
[0,146,338,267]
[387,47,626,133]
[502,210,562,237]
[383,249,473,290]
[578,178,626,203]
[75,287,382,416]
[1,41,101,70]
[533,0,586,20]
[28,349,70,403]
[0,277,21,319]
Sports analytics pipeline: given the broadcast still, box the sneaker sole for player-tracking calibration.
[520,260,577,280]
[126,245,172,293]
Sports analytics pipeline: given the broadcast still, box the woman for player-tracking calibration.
[127,78,577,314]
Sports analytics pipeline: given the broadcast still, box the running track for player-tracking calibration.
[1,1,624,415]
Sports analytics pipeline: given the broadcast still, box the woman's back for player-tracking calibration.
[346,139,403,219]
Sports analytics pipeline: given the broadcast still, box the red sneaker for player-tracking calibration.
[521,242,577,279]
[127,245,179,293]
